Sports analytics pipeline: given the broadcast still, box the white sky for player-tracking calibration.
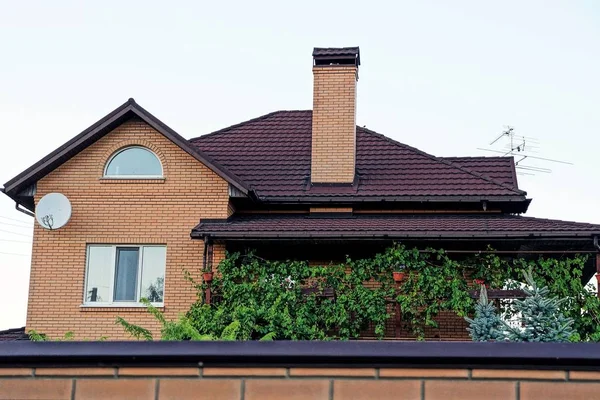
[1,0,599,330]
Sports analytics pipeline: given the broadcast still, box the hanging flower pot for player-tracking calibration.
[474,278,489,289]
[393,271,406,282]
[203,272,214,282]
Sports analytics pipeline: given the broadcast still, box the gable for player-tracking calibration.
[2,99,248,211]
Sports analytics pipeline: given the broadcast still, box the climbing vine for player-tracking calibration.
[115,244,600,341]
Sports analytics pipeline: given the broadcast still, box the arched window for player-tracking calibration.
[104,146,163,178]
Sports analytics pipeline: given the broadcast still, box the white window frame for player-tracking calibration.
[103,146,164,179]
[83,244,166,307]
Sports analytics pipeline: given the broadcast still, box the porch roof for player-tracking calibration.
[192,213,600,241]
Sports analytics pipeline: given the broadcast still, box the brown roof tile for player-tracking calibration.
[190,111,525,202]
[0,327,28,342]
[193,214,600,239]
[444,157,518,188]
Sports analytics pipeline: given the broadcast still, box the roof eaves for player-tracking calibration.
[259,195,529,203]
[192,230,600,240]
[3,99,134,195]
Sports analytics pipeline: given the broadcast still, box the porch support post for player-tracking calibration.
[394,281,402,338]
[203,236,214,305]
[596,253,600,298]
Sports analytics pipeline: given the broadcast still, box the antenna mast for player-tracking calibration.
[478,126,572,176]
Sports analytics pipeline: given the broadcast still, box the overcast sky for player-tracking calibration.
[1,0,599,330]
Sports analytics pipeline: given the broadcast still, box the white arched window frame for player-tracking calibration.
[103,146,164,179]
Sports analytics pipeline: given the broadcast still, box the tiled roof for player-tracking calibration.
[190,111,525,201]
[193,214,600,239]
[444,157,518,188]
[0,327,28,342]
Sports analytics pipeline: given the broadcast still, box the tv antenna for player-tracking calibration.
[478,126,572,176]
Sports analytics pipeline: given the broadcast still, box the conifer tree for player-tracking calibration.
[465,285,503,341]
[502,267,575,342]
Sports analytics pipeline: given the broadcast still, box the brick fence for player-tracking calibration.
[2,341,600,399]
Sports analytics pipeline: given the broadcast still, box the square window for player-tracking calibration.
[85,245,166,306]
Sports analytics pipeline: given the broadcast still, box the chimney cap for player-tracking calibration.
[313,47,360,67]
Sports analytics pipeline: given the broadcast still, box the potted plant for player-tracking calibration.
[393,265,406,282]
[474,278,490,289]
[203,271,214,282]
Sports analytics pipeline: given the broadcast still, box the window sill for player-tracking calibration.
[99,177,165,184]
[80,303,164,312]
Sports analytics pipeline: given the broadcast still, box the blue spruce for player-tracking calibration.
[465,285,503,341]
[502,267,575,342]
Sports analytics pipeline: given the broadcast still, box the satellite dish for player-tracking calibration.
[35,193,72,230]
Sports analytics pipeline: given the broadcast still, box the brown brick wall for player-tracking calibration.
[311,65,357,183]
[28,117,229,339]
[1,366,597,399]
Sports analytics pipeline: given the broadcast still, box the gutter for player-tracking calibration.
[0,187,34,218]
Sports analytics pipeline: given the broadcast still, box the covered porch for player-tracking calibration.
[193,213,600,340]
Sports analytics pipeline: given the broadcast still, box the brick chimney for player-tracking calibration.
[311,47,360,184]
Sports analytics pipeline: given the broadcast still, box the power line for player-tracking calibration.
[0,238,32,244]
[0,251,30,257]
[0,228,32,237]
[0,221,33,229]
[0,215,33,225]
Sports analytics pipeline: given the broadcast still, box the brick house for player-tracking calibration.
[3,47,600,340]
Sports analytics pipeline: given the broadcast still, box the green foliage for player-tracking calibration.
[116,316,153,341]
[116,305,268,341]
[506,256,599,341]
[394,247,473,339]
[465,285,503,341]
[28,330,48,342]
[116,244,600,342]
[501,267,575,342]
[185,250,397,340]
[27,330,106,342]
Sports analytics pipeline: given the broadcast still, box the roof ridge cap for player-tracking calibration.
[442,156,513,160]
[515,214,600,226]
[189,110,312,142]
[357,127,527,196]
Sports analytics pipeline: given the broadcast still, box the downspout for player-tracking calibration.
[594,236,600,298]
[15,202,34,218]
[0,187,35,218]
